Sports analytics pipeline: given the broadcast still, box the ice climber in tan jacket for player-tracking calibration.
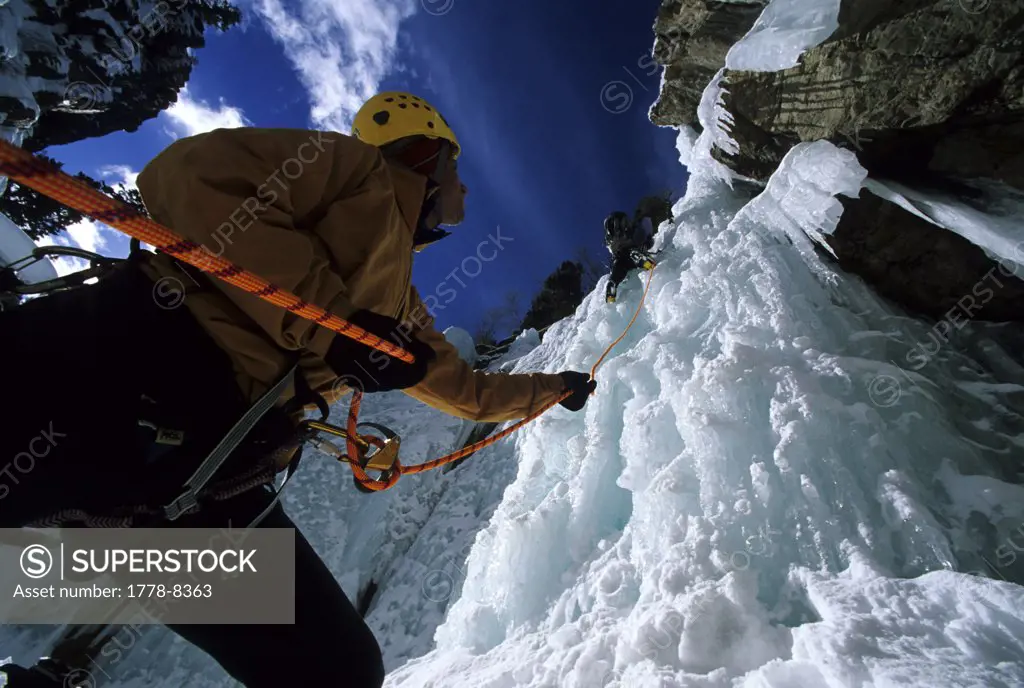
[0,91,597,688]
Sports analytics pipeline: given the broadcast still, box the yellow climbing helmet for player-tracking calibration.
[351,91,461,159]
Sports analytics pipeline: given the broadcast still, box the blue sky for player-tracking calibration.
[43,0,687,338]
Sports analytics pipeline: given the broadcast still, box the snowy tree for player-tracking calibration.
[519,260,584,334]
[0,0,242,152]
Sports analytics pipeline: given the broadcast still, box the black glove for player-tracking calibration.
[558,371,597,412]
[325,309,436,393]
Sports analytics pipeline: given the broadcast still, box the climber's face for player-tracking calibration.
[437,156,467,226]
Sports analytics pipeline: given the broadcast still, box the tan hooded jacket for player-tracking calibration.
[135,127,568,447]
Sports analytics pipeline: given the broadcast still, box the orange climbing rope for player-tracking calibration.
[0,139,656,493]
[0,140,414,363]
[347,262,657,491]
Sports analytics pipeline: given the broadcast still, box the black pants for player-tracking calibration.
[0,261,384,687]
[606,248,652,300]
[163,488,385,687]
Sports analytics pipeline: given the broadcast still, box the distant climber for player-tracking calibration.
[0,91,598,688]
[603,210,656,303]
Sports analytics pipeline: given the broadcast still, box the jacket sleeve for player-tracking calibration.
[136,127,385,359]
[399,288,569,422]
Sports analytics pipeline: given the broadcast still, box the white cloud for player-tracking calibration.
[98,164,139,190]
[31,220,113,276]
[65,219,109,255]
[163,85,251,138]
[253,0,419,131]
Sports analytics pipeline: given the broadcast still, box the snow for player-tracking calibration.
[674,125,701,171]
[685,69,738,186]
[0,75,35,131]
[493,328,544,372]
[444,326,478,366]
[0,4,49,138]
[0,0,31,62]
[746,140,867,269]
[0,212,57,284]
[4,0,1024,685]
[726,0,840,72]
[0,125,23,197]
[80,9,125,31]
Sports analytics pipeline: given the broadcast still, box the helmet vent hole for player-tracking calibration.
[373,110,390,125]
[399,94,407,99]
[412,102,420,108]
[384,97,394,103]
[398,103,408,109]
[427,121,435,128]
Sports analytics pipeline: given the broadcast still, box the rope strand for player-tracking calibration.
[348,263,656,490]
[0,140,414,363]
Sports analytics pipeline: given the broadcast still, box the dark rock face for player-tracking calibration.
[827,189,1024,323]
[651,0,1024,324]
[650,0,768,129]
[713,0,1024,188]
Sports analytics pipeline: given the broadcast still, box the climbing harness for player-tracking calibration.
[161,363,300,522]
[0,139,656,503]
